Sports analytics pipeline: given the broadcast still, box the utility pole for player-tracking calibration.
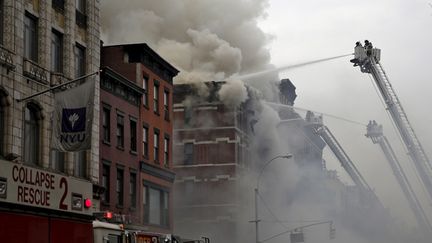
[253,154,293,243]
[255,187,259,243]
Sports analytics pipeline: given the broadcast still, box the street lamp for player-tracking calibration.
[254,154,293,243]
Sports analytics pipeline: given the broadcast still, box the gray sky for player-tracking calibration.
[258,0,432,224]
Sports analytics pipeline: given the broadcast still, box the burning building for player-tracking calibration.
[172,81,254,242]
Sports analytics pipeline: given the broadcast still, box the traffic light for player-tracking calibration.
[329,223,336,240]
[290,230,304,243]
[104,211,113,219]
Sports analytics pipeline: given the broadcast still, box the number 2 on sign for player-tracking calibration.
[59,177,68,210]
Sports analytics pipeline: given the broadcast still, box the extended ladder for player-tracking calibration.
[366,121,432,233]
[306,112,372,193]
[355,44,432,200]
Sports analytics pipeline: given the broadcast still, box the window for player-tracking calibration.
[75,0,86,28]
[184,143,194,165]
[74,44,85,77]
[108,235,121,243]
[143,184,169,226]
[143,186,148,223]
[102,164,110,203]
[153,84,159,114]
[0,0,4,45]
[130,173,136,208]
[116,169,124,206]
[143,126,148,158]
[24,13,38,62]
[51,30,63,73]
[184,106,192,126]
[24,103,41,165]
[102,107,110,143]
[143,76,148,107]
[130,119,137,153]
[153,130,159,163]
[50,150,65,172]
[76,0,85,12]
[163,90,169,120]
[162,191,169,226]
[149,188,161,224]
[164,137,169,167]
[116,113,124,148]
[52,0,65,12]
[74,151,87,178]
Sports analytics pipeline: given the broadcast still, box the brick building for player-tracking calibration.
[0,0,100,242]
[101,43,178,233]
[172,81,253,242]
[99,67,143,224]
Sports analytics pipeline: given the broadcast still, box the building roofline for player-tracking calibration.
[103,43,179,75]
[101,66,144,94]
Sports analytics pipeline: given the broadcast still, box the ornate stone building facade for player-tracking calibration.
[0,0,100,242]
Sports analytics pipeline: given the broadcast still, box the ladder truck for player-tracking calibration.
[365,121,432,233]
[305,111,381,207]
[351,41,432,202]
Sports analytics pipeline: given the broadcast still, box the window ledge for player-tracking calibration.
[130,150,137,156]
[102,140,111,146]
[116,146,125,151]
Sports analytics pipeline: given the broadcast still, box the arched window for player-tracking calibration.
[24,102,42,165]
[50,116,65,172]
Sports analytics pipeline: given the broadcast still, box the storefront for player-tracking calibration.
[0,160,94,243]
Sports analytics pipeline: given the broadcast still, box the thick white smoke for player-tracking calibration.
[218,79,248,108]
[101,0,275,91]
[158,29,243,84]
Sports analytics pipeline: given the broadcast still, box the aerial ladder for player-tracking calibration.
[365,121,432,233]
[305,111,381,207]
[351,41,432,202]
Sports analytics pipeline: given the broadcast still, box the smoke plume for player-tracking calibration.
[101,0,274,88]
[218,79,248,108]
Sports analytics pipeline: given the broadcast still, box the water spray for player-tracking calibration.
[266,101,367,127]
[234,53,353,80]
